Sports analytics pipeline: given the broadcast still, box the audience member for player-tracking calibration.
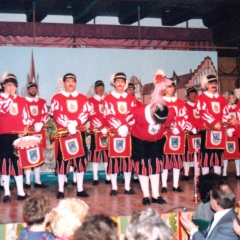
[193,173,220,222]
[19,194,55,240]
[125,208,173,240]
[181,181,240,240]
[73,214,118,240]
[50,198,89,240]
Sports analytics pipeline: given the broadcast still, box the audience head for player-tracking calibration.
[210,181,236,210]
[50,198,89,238]
[73,214,118,240]
[125,208,173,240]
[23,194,51,226]
[197,173,220,203]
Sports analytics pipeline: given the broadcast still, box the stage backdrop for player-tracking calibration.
[0,47,217,179]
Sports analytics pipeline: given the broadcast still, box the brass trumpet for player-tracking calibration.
[50,129,69,144]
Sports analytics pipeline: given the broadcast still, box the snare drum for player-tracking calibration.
[13,136,44,169]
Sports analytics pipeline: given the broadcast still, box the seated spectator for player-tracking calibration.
[73,214,118,240]
[181,181,240,240]
[125,208,173,240]
[18,194,55,240]
[50,198,89,240]
[193,173,220,222]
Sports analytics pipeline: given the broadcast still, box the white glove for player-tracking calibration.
[34,122,43,132]
[227,128,235,137]
[192,128,197,135]
[100,127,108,135]
[172,127,180,135]
[118,125,128,137]
[67,121,77,135]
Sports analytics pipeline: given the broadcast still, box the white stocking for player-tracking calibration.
[138,175,149,198]
[161,169,168,187]
[76,172,84,192]
[149,174,160,199]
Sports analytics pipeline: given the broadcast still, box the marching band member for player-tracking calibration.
[0,73,32,202]
[223,91,240,179]
[88,80,111,185]
[182,87,199,181]
[161,79,188,193]
[196,75,235,175]
[103,72,136,196]
[130,70,174,205]
[50,73,94,199]
[24,82,49,189]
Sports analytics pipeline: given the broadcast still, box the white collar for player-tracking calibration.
[145,104,157,125]
[93,94,104,101]
[60,91,78,97]
[186,100,195,107]
[111,91,127,99]
[163,96,177,102]
[25,96,39,102]
[229,104,236,109]
[204,91,219,98]
[0,93,10,98]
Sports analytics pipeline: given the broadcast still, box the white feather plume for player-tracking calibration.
[56,78,64,93]
[86,84,95,98]
[110,74,115,86]
[234,89,240,99]
[0,72,8,83]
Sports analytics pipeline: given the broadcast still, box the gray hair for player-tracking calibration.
[125,208,173,240]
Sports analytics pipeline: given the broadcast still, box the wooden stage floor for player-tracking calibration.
[0,174,240,224]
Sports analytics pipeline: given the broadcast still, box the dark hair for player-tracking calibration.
[23,194,51,225]
[2,73,18,87]
[211,181,235,209]
[197,173,220,203]
[63,73,76,82]
[73,214,118,240]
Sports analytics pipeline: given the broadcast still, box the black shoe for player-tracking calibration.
[93,180,99,186]
[222,176,228,181]
[181,176,190,181]
[152,197,167,204]
[0,185,4,190]
[105,180,111,184]
[124,189,136,195]
[110,190,118,196]
[173,186,184,192]
[57,192,64,199]
[161,187,167,193]
[236,175,240,180]
[3,195,11,203]
[142,197,151,205]
[64,182,68,187]
[122,179,125,184]
[17,194,29,201]
[133,178,140,184]
[24,183,31,189]
[72,181,77,186]
[77,190,89,198]
[34,183,49,188]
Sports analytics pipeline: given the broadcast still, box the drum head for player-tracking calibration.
[13,136,41,148]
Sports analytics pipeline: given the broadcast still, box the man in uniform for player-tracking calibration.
[50,73,94,199]
[195,75,235,175]
[0,73,32,202]
[88,80,111,185]
[24,82,49,189]
[182,87,199,181]
[103,72,136,196]
[161,79,188,193]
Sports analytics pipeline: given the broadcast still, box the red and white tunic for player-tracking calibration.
[50,91,94,174]
[88,94,108,163]
[103,91,136,174]
[25,96,49,125]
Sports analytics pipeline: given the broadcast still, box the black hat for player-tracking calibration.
[63,73,76,82]
[227,90,234,96]
[153,105,168,124]
[27,82,38,89]
[128,83,135,89]
[95,80,104,88]
[2,74,18,87]
[186,87,198,96]
[114,72,126,81]
[200,74,218,89]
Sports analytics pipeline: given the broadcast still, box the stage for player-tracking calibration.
[0,173,240,224]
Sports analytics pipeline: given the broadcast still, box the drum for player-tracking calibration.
[164,131,186,155]
[28,128,48,149]
[13,136,44,169]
